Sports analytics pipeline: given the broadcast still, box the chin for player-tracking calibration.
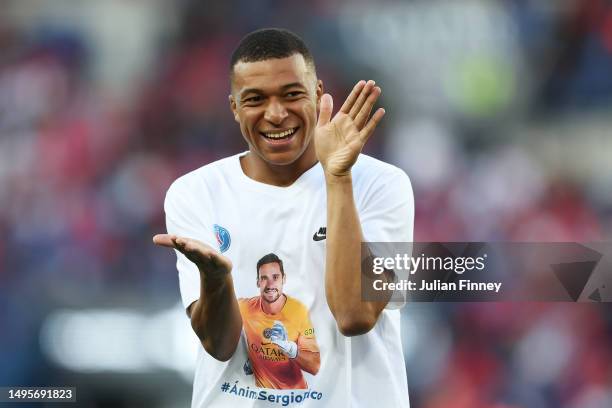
[260,151,302,166]
[266,158,299,167]
[263,294,280,303]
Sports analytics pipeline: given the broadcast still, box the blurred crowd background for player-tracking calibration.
[1,0,612,407]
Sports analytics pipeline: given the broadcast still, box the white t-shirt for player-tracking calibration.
[164,152,414,408]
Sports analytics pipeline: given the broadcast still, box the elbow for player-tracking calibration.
[194,322,240,362]
[191,314,242,362]
[207,349,234,362]
[306,365,320,376]
[306,355,321,375]
[202,338,237,362]
[336,314,377,337]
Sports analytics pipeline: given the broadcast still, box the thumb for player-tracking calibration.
[317,93,333,127]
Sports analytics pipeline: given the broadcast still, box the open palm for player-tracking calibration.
[315,80,385,177]
[153,234,232,278]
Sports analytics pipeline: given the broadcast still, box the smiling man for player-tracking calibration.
[153,28,414,407]
[230,52,318,178]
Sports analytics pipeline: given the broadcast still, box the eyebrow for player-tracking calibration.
[240,82,307,98]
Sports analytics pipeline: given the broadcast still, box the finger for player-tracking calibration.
[175,237,194,252]
[317,93,333,126]
[339,80,365,114]
[176,238,211,257]
[182,240,232,271]
[354,86,381,130]
[173,236,186,250]
[358,107,385,144]
[153,234,178,248]
[174,238,208,264]
[169,237,199,259]
[348,80,375,119]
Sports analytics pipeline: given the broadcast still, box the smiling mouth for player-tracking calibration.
[260,127,299,141]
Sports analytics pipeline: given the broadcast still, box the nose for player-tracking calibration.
[264,98,288,125]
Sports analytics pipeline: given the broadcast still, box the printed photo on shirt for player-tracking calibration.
[238,253,320,389]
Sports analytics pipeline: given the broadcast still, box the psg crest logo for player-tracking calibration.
[213,224,231,253]
[263,328,273,339]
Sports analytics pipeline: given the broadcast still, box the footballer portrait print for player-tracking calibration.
[238,253,320,389]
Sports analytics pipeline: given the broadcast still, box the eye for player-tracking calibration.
[286,91,303,98]
[243,95,263,104]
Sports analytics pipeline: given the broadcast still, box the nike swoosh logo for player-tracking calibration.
[313,227,326,241]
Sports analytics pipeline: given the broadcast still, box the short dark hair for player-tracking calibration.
[230,28,315,74]
[256,253,285,279]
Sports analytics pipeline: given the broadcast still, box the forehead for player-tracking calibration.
[232,54,314,95]
[259,262,282,275]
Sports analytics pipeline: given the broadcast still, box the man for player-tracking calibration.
[239,253,320,389]
[154,28,413,407]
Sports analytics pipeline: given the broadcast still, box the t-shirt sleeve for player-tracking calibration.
[297,303,319,353]
[358,166,414,309]
[237,298,248,316]
[164,178,217,310]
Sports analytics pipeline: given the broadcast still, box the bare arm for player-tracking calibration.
[293,335,321,375]
[324,175,390,336]
[315,81,390,336]
[153,234,242,361]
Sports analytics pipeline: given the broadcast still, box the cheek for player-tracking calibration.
[301,104,317,125]
[239,112,259,134]
[240,123,258,145]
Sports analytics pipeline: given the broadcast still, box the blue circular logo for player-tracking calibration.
[214,224,231,253]
[263,328,272,339]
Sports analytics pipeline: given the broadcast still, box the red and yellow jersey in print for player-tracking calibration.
[238,295,319,389]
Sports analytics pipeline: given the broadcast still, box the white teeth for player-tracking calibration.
[264,128,296,139]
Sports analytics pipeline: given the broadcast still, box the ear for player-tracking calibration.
[256,277,261,288]
[229,94,239,123]
[315,79,324,112]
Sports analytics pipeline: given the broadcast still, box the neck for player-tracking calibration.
[240,146,317,187]
[261,294,287,315]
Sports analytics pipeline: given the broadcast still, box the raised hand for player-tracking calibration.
[269,320,297,358]
[269,320,289,342]
[315,80,385,177]
[153,234,232,278]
